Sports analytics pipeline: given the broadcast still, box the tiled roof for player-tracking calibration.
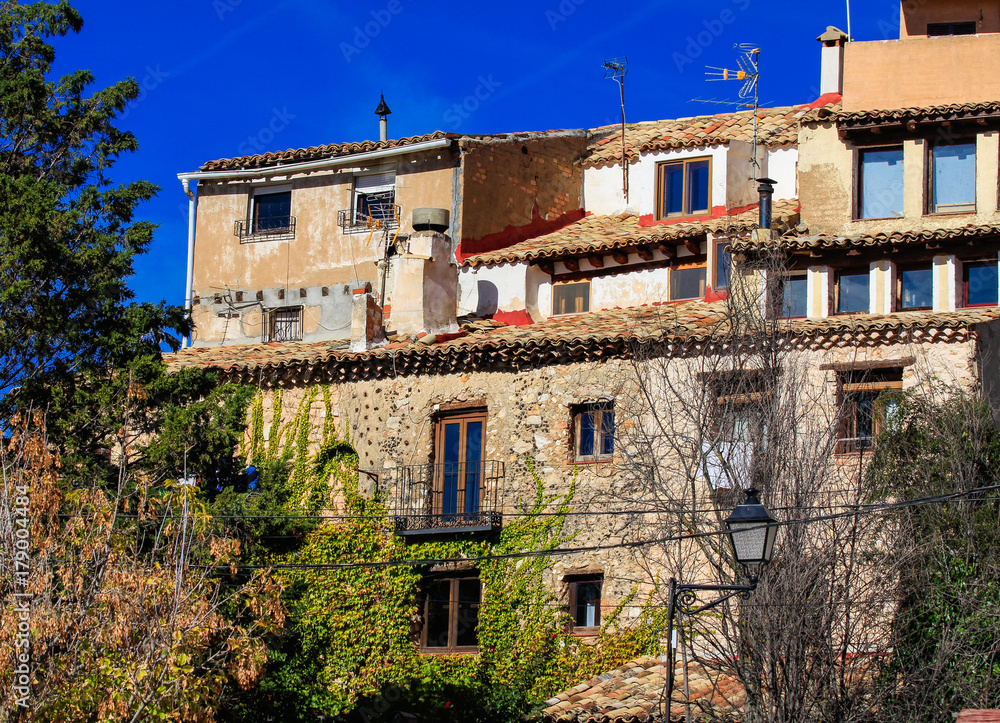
[463,199,801,268]
[957,711,1000,723]
[535,656,742,722]
[582,104,838,168]
[164,304,1000,385]
[731,223,1000,254]
[199,131,456,171]
[802,100,1000,126]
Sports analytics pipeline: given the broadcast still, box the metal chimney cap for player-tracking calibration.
[374,93,392,117]
[412,208,450,233]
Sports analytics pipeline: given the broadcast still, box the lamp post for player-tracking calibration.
[662,487,778,717]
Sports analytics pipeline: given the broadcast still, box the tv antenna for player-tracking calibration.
[702,44,762,175]
[603,57,629,203]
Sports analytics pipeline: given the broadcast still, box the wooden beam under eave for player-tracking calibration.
[656,243,676,259]
[564,258,580,272]
[612,250,630,265]
[588,255,605,268]
[538,261,555,275]
[684,240,702,256]
[635,246,654,261]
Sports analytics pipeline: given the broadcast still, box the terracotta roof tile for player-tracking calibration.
[958,711,1000,723]
[463,199,801,268]
[583,103,839,168]
[731,223,1000,254]
[533,656,743,722]
[164,304,1000,386]
[200,131,457,171]
[803,100,1000,127]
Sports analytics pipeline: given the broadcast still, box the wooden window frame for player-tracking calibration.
[897,264,933,311]
[566,573,603,634]
[963,258,999,308]
[713,239,732,291]
[836,369,903,454]
[419,573,481,654]
[835,268,870,315]
[656,157,713,220]
[552,280,591,316]
[432,409,488,517]
[669,261,707,301]
[926,138,977,216]
[572,402,614,463]
[776,271,808,319]
[855,145,904,220]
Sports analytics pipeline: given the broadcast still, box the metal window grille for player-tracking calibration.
[264,307,303,342]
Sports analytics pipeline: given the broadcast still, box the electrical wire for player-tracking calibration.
[192,483,1000,572]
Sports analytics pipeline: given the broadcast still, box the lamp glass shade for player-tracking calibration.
[724,488,778,567]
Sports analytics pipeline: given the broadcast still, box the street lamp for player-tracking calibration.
[662,487,779,716]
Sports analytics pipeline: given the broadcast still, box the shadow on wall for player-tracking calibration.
[477,280,499,317]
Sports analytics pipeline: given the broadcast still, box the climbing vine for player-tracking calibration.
[216,388,668,723]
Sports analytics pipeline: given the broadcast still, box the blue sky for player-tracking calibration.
[50,0,901,307]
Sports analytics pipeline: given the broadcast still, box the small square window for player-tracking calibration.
[251,189,292,233]
[928,140,976,214]
[777,272,808,318]
[573,402,614,463]
[354,171,396,225]
[964,259,999,307]
[553,281,590,316]
[566,574,603,632]
[898,266,933,310]
[670,265,706,301]
[836,270,870,314]
[837,368,903,453]
[420,573,481,653]
[266,306,303,342]
[657,158,711,219]
[857,147,904,219]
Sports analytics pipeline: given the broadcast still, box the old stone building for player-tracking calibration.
[167,0,1000,714]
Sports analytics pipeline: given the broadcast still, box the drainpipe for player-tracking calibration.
[181,177,197,348]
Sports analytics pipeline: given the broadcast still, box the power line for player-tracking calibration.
[195,483,1000,573]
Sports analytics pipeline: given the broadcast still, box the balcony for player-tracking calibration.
[388,461,504,537]
[338,203,400,235]
[234,216,296,243]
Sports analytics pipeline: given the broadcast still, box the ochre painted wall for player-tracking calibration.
[900,0,1000,37]
[458,133,587,257]
[842,35,1000,111]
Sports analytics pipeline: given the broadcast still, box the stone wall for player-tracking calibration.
[243,333,983,626]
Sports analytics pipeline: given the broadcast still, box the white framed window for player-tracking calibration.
[250,184,292,233]
[353,169,396,225]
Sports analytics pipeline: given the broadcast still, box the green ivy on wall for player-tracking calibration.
[217,388,668,723]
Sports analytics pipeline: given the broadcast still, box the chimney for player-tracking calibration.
[386,208,458,338]
[757,177,776,229]
[374,93,391,142]
[350,282,384,352]
[817,26,849,96]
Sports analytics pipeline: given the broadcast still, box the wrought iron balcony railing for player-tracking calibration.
[337,204,400,234]
[387,461,504,537]
[234,216,296,243]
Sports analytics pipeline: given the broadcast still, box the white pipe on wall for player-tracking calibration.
[181,177,197,349]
